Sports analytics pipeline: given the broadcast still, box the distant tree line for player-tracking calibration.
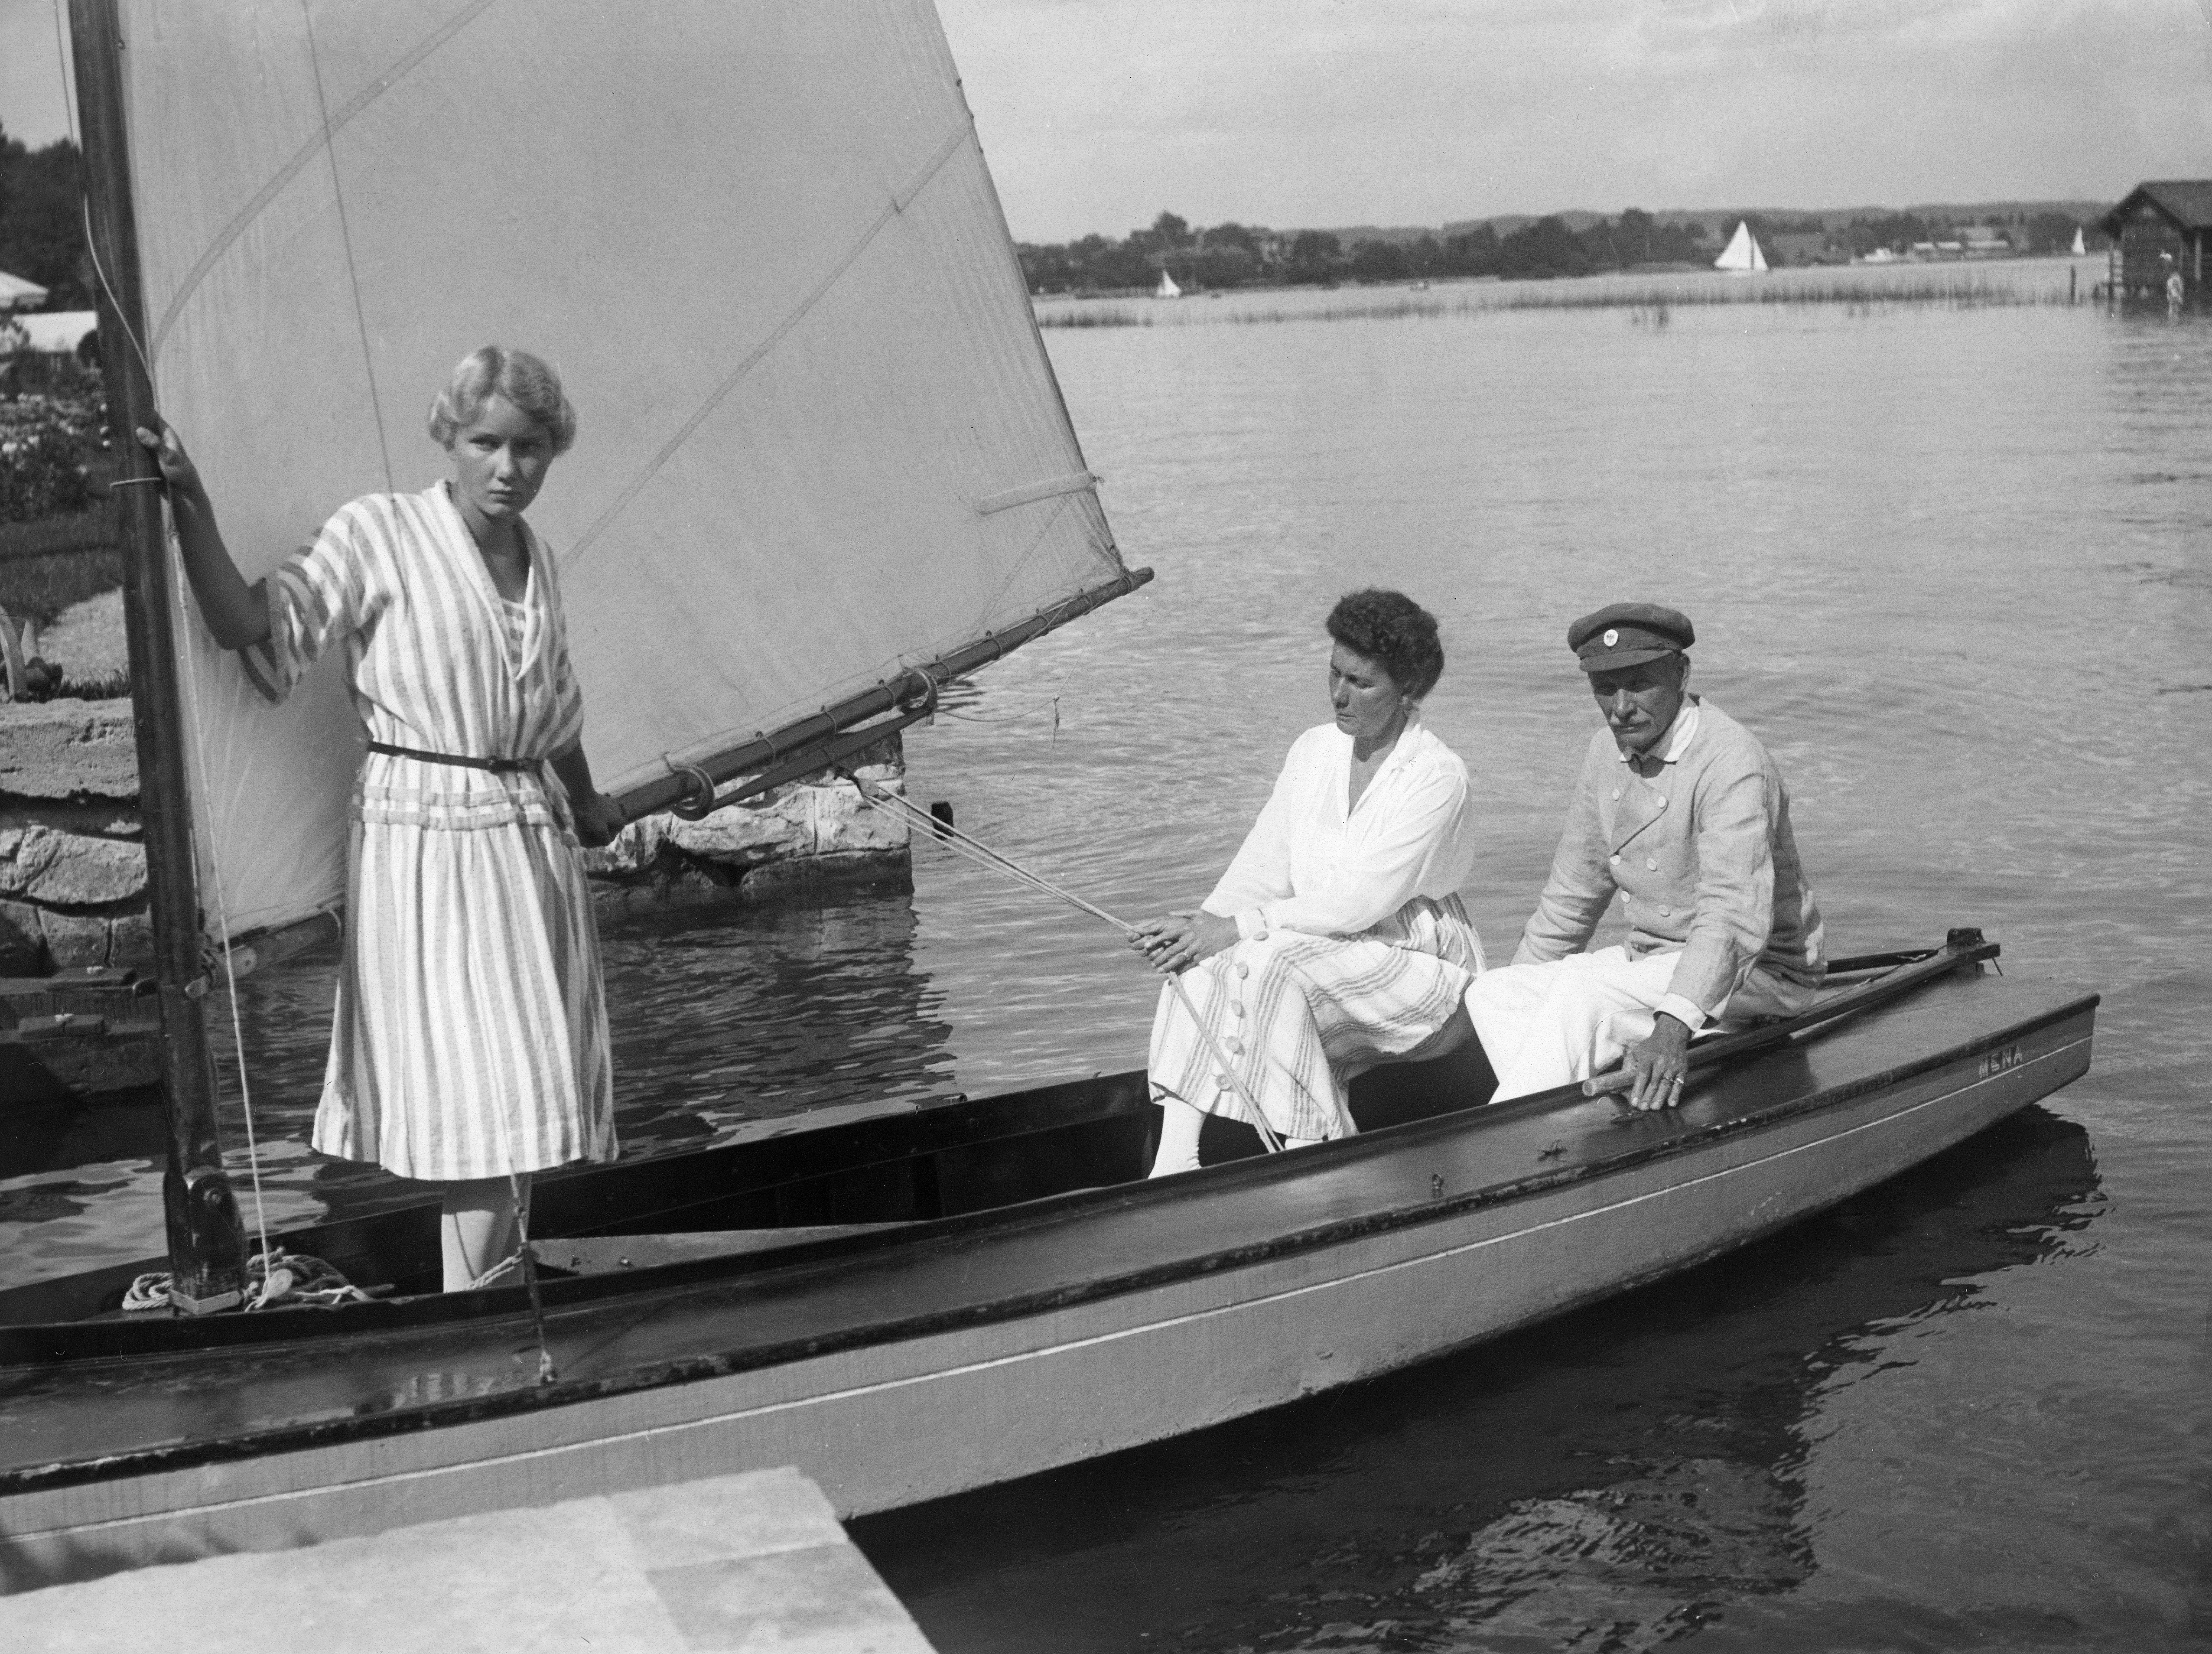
[1018,209,1722,293]
[1020,205,2105,294]
[0,127,89,309]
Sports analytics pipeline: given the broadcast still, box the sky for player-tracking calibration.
[4,0,2209,243]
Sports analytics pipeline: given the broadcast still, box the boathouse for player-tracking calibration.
[2098,181,2212,300]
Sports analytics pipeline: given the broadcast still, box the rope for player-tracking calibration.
[58,0,272,1270]
[844,776,1283,1153]
[942,693,1060,736]
[123,1248,375,1314]
[58,0,155,391]
[509,1172,557,1384]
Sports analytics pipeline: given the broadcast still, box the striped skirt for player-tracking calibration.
[310,814,617,1182]
[1147,894,1484,1143]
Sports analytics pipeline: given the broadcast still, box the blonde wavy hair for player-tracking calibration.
[426,345,577,455]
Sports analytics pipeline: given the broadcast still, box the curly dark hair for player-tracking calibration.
[1325,589,1444,699]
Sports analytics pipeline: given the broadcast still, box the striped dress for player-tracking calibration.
[1148,717,1486,1143]
[243,482,615,1181]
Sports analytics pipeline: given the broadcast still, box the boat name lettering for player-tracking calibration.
[1978,1043,2024,1078]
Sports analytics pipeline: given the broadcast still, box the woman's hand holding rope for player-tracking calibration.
[1128,910,1239,976]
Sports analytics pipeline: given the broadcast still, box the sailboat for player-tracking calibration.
[1155,269,1182,299]
[2,0,2098,1589]
[2071,227,2088,257]
[1714,219,1769,275]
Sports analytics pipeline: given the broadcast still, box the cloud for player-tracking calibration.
[3,0,2203,243]
[940,0,2212,237]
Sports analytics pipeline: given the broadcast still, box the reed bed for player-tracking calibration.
[1035,307,1153,329]
[1035,267,2087,331]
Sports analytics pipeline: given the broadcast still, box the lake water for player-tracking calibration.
[848,265,2211,1650]
[6,261,2208,1647]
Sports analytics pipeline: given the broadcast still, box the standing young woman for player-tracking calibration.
[138,346,625,1290]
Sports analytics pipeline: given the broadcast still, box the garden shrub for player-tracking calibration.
[0,422,94,522]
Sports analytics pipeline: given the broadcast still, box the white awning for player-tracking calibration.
[0,270,50,311]
[15,310,96,353]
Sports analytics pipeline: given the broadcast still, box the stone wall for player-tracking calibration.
[0,699,149,974]
[0,699,910,976]
[583,736,911,905]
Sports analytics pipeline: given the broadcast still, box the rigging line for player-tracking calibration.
[942,700,1059,728]
[78,202,153,384]
[54,0,273,1253]
[508,1171,557,1384]
[299,0,395,489]
[166,516,274,1263]
[849,780,1124,930]
[967,491,1083,638]
[55,7,155,389]
[146,0,503,360]
[846,782,1282,1152]
[559,116,979,572]
[164,526,274,1262]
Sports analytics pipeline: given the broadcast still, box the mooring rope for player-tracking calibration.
[844,775,1283,1153]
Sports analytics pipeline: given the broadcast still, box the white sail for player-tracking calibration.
[1156,270,1182,299]
[106,0,1134,940]
[1714,220,1768,274]
[2071,228,2086,256]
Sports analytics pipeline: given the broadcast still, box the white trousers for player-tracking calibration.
[1467,946,1811,1103]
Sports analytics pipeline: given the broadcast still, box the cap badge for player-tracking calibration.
[1602,628,1619,647]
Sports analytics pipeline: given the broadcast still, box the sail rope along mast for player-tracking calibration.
[843,774,1285,1153]
[81,221,280,1275]
[68,0,249,1313]
[57,0,278,1278]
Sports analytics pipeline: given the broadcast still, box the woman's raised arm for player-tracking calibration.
[134,423,271,650]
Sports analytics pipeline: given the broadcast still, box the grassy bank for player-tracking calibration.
[0,501,116,561]
[0,541,123,625]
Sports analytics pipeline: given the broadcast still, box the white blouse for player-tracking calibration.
[1203,715,1477,940]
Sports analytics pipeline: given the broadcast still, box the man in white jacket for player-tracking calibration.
[1468,603,1825,1110]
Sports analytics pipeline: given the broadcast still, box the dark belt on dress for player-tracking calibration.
[365,741,544,775]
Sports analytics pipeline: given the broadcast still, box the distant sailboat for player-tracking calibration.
[2070,227,2086,257]
[1155,269,1182,299]
[1714,220,1768,275]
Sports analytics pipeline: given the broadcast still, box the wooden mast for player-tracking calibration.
[69,0,246,1313]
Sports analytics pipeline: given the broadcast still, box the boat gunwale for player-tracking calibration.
[0,944,1994,1351]
[0,961,2091,1364]
[0,977,2096,1497]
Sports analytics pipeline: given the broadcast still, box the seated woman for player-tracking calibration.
[1131,589,1483,1175]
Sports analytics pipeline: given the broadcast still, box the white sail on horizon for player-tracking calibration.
[2071,227,2086,256]
[108,0,1134,940]
[1156,270,1182,299]
[1714,220,1769,275]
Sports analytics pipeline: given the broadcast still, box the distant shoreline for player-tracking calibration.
[1018,204,2108,300]
[1029,256,2106,324]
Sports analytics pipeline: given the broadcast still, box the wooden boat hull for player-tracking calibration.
[0,963,2093,1589]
